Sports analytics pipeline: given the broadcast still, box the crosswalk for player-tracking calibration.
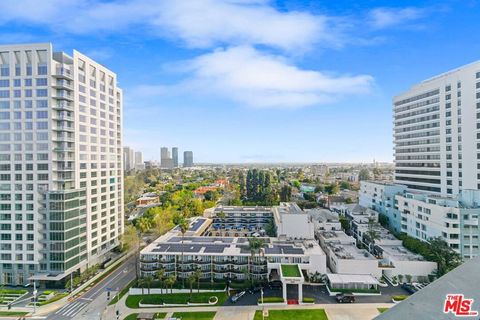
[52,299,89,318]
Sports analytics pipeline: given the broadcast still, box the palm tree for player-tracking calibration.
[173,214,190,288]
[366,217,380,253]
[145,275,153,295]
[194,268,203,293]
[166,274,176,294]
[137,217,152,233]
[247,237,266,285]
[187,273,196,300]
[137,277,146,295]
[156,268,166,294]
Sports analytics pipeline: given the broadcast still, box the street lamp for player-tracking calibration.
[261,287,264,320]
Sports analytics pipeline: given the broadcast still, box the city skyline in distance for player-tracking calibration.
[1,1,480,163]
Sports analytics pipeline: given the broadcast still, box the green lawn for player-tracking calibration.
[123,312,166,320]
[0,311,29,317]
[378,308,389,313]
[281,264,301,277]
[125,292,227,308]
[254,309,328,320]
[171,311,216,320]
[38,292,69,306]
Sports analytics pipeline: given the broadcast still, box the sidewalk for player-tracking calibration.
[10,252,132,317]
[107,294,392,320]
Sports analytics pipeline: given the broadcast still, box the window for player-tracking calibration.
[36,78,47,86]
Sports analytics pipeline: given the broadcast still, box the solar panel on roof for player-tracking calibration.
[203,244,229,253]
[189,218,206,232]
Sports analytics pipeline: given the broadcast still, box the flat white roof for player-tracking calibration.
[327,273,379,285]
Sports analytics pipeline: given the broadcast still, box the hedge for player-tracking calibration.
[302,297,315,303]
[258,297,284,303]
[392,295,408,301]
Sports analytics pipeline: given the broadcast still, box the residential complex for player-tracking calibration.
[123,146,134,171]
[172,147,178,168]
[359,61,480,260]
[141,203,437,298]
[0,43,123,286]
[134,151,144,170]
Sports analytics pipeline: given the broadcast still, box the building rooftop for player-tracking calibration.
[325,241,375,260]
[379,244,425,262]
[307,208,339,223]
[319,231,355,245]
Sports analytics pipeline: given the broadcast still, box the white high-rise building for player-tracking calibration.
[394,61,480,197]
[0,43,123,286]
[123,146,134,171]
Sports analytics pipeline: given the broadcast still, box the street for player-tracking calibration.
[46,255,136,320]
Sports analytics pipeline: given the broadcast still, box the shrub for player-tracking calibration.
[258,297,284,304]
[392,295,408,301]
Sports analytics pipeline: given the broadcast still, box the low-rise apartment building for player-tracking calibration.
[359,181,480,259]
[139,216,326,282]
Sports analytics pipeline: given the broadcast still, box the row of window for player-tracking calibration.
[0,89,48,98]
[0,78,47,87]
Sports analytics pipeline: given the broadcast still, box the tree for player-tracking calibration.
[122,225,141,279]
[265,220,277,237]
[405,274,412,284]
[324,183,339,195]
[138,277,146,295]
[247,238,266,285]
[156,268,166,295]
[339,181,351,190]
[173,213,190,288]
[145,275,153,295]
[314,185,325,193]
[280,185,292,202]
[187,273,196,299]
[428,237,462,276]
[365,217,380,252]
[339,217,351,233]
[398,274,404,283]
[194,268,202,293]
[358,169,370,181]
[136,217,152,233]
[166,274,176,294]
[345,197,353,204]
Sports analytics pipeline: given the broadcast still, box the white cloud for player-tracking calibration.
[0,0,340,51]
[368,7,425,29]
[150,46,373,108]
[151,0,338,51]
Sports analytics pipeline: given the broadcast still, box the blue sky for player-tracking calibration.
[1,0,480,163]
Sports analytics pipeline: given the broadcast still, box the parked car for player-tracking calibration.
[230,291,246,303]
[336,293,355,303]
[401,283,418,294]
[248,286,263,294]
[269,281,282,290]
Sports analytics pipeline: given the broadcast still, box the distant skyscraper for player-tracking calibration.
[184,151,194,167]
[134,151,144,170]
[0,43,123,285]
[123,147,131,171]
[160,147,173,169]
[172,147,178,167]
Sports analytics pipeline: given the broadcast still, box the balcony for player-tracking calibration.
[53,91,74,101]
[52,80,73,90]
[53,125,74,132]
[53,102,74,111]
[52,114,74,122]
[53,67,73,80]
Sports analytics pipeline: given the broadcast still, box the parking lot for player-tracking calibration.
[223,283,410,306]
